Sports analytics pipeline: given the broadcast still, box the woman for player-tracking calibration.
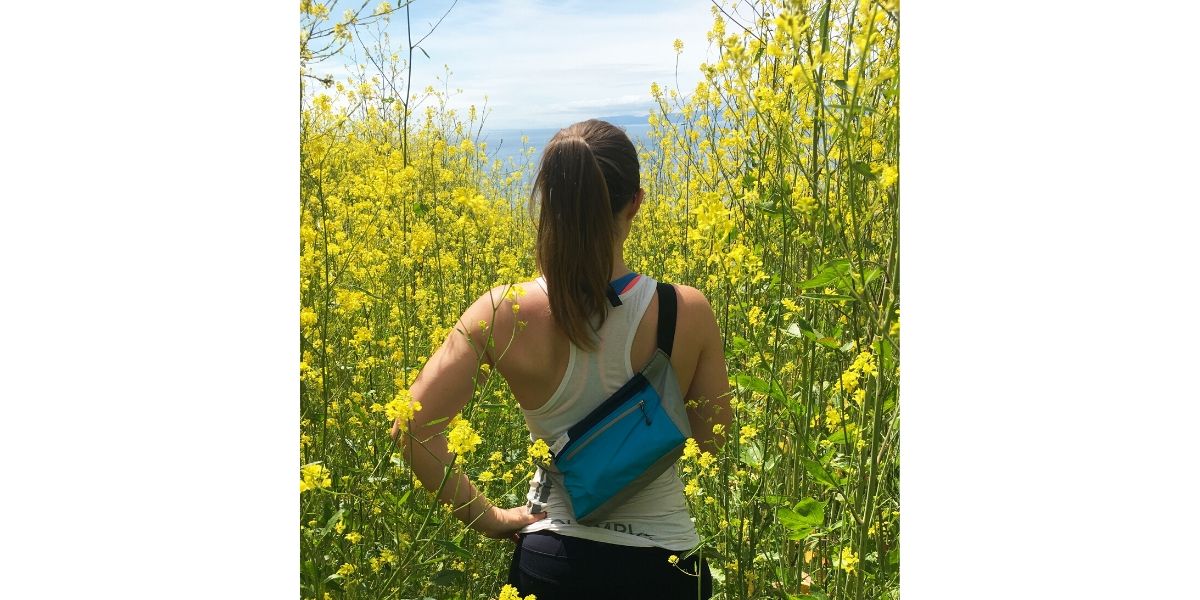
[391,119,730,599]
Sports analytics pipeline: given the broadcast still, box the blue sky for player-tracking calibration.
[314,0,715,129]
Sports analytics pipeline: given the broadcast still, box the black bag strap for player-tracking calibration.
[605,286,622,307]
[655,282,677,356]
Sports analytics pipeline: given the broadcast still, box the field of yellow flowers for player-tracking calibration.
[300,1,898,598]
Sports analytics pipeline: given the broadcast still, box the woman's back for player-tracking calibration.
[486,276,721,427]
[475,274,711,549]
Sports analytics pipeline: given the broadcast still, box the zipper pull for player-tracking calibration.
[639,400,651,425]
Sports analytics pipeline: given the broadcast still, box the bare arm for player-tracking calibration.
[390,287,544,539]
[680,287,732,455]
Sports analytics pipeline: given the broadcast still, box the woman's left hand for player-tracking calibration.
[475,505,548,543]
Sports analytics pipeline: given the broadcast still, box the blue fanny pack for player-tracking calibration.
[534,280,692,525]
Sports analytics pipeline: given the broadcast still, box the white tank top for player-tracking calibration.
[516,274,700,551]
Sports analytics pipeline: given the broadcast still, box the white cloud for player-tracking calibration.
[327,0,716,128]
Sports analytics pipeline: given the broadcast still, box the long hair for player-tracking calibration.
[530,119,640,350]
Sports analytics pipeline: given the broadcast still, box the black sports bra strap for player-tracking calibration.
[655,282,677,356]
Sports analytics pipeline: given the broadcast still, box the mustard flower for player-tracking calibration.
[300,463,331,493]
[527,438,551,463]
[446,415,482,456]
[839,546,859,574]
[682,437,700,460]
[739,425,758,441]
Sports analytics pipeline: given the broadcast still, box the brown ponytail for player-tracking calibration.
[530,119,640,351]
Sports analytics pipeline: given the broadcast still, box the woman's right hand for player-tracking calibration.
[475,504,548,543]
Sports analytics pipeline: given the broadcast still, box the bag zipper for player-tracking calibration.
[564,400,648,461]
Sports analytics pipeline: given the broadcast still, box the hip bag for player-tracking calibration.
[533,281,692,525]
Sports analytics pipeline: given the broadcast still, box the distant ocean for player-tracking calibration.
[480,122,655,172]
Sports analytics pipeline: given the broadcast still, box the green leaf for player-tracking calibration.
[793,497,826,519]
[778,498,826,540]
[798,259,850,289]
[731,335,751,354]
[740,442,777,471]
[708,565,726,585]
[431,539,471,559]
[802,458,840,489]
[783,317,835,348]
[397,489,411,506]
[430,569,466,586]
[861,266,882,286]
[874,336,897,375]
[421,416,451,427]
[851,161,875,178]
[733,373,786,404]
[825,429,850,445]
[799,292,855,302]
[322,508,345,534]
[815,336,842,349]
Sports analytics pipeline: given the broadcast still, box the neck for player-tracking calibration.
[611,246,630,280]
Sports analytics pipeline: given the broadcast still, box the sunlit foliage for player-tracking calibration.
[300,1,898,598]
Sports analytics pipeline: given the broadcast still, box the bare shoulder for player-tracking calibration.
[465,281,542,323]
[671,284,717,324]
[457,280,543,363]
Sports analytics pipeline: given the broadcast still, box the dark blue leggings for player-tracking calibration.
[506,530,713,599]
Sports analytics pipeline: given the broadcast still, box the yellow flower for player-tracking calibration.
[336,562,356,577]
[668,554,680,565]
[739,425,758,441]
[839,546,859,574]
[300,307,318,327]
[496,583,537,600]
[446,415,483,455]
[879,164,898,188]
[673,38,684,54]
[682,437,700,460]
[852,389,867,406]
[478,470,495,482]
[527,438,551,463]
[384,389,422,430]
[344,531,362,544]
[839,369,861,394]
[746,305,763,327]
[825,405,843,431]
[300,463,331,493]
